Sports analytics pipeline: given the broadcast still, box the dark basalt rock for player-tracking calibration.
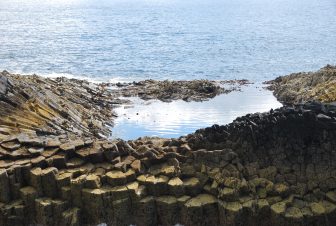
[0,105,335,226]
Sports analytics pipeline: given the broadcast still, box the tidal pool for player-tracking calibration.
[111,85,282,140]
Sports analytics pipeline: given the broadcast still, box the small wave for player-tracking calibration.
[1,69,101,83]
[41,73,143,84]
[39,72,105,84]
[108,76,140,84]
[2,69,141,84]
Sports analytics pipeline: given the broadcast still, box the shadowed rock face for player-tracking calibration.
[0,103,335,226]
[266,65,336,104]
[0,74,9,95]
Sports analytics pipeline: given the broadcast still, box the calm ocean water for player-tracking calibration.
[0,0,335,82]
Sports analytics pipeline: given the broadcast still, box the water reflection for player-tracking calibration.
[111,85,282,140]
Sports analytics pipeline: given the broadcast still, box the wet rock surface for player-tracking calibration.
[0,71,336,225]
[266,65,336,104]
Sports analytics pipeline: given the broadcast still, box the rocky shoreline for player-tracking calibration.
[0,71,248,138]
[0,68,335,226]
[266,65,336,104]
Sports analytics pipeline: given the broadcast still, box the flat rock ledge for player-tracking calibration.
[0,102,335,226]
[108,79,251,102]
[266,65,336,104]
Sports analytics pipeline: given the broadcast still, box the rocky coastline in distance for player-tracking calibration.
[0,66,335,226]
[266,65,336,104]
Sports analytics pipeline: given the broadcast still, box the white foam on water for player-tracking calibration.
[108,76,141,84]
[2,69,139,84]
[38,72,105,84]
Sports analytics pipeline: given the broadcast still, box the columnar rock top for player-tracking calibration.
[0,103,335,226]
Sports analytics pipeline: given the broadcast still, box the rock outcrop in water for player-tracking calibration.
[266,65,336,104]
[108,79,251,102]
[0,71,336,226]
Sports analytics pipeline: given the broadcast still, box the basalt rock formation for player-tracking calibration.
[0,103,335,226]
[0,71,336,226]
[266,65,336,104]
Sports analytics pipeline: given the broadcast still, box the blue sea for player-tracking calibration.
[0,0,335,139]
[0,0,335,82]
